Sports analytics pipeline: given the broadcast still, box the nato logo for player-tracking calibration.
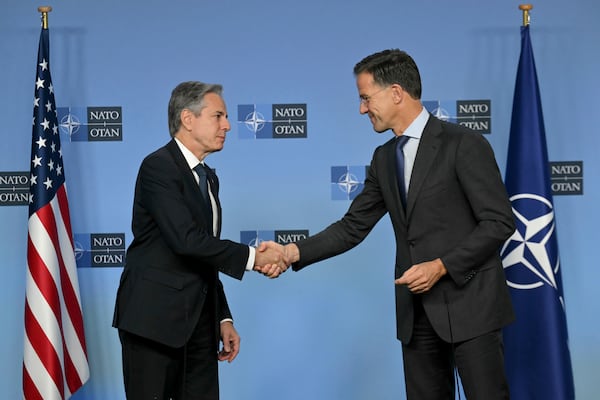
[423,100,491,134]
[331,166,368,201]
[550,161,583,195]
[74,233,126,267]
[237,104,307,139]
[501,194,561,293]
[57,106,123,141]
[0,171,29,206]
[240,230,309,247]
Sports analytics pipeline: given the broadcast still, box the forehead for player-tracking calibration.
[202,92,227,113]
[356,72,377,92]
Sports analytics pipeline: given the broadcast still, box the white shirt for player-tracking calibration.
[398,107,429,195]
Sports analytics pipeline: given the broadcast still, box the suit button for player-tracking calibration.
[408,240,415,247]
[465,270,476,281]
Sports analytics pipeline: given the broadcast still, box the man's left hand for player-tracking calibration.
[395,258,447,293]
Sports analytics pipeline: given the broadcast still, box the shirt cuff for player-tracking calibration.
[245,245,256,271]
[220,318,233,324]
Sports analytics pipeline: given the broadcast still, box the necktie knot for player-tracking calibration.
[193,162,219,206]
[396,135,410,150]
[193,163,218,193]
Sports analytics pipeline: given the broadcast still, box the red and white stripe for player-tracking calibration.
[24,185,89,400]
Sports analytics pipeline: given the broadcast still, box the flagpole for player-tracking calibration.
[519,4,532,27]
[38,6,52,29]
[503,4,576,398]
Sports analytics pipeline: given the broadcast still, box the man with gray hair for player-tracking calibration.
[113,81,284,399]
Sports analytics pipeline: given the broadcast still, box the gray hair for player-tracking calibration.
[167,81,223,137]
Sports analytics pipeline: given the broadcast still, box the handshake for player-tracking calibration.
[252,241,299,278]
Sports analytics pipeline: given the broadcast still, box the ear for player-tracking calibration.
[391,84,404,104]
[180,109,194,131]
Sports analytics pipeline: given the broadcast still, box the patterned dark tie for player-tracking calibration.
[395,135,410,209]
[202,163,219,200]
[193,163,218,231]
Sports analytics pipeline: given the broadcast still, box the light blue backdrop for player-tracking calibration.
[1,1,598,399]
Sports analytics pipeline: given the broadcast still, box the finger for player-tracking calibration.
[229,341,240,362]
[396,276,410,285]
[268,268,281,279]
[223,338,231,353]
[256,242,268,252]
[218,349,231,361]
[264,264,279,276]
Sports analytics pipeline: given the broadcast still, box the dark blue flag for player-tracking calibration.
[500,25,575,400]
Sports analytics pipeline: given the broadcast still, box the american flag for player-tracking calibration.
[23,25,89,399]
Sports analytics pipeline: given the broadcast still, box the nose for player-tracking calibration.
[222,117,231,132]
[359,102,369,114]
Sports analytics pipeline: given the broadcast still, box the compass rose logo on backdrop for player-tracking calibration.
[243,110,267,134]
[331,166,367,200]
[57,106,123,141]
[423,99,491,134]
[237,103,307,139]
[59,112,81,137]
[501,193,560,292]
[240,230,308,246]
[73,233,126,268]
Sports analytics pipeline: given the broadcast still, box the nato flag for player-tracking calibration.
[500,25,575,400]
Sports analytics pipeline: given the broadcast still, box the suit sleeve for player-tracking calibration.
[293,148,388,269]
[217,279,233,321]
[440,133,516,284]
[135,152,249,280]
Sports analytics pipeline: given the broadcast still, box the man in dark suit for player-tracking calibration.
[279,50,516,399]
[113,81,285,400]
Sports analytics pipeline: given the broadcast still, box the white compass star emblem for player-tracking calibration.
[501,193,559,290]
[244,110,266,133]
[248,237,264,247]
[337,172,360,196]
[74,241,85,260]
[59,112,81,137]
[432,106,450,121]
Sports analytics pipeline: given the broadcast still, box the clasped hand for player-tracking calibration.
[253,242,298,278]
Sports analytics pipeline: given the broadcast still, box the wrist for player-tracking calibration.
[287,243,300,263]
[435,258,447,276]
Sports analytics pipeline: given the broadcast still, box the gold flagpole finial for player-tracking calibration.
[519,4,533,26]
[38,6,53,29]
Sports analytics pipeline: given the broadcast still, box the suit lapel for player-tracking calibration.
[406,117,443,218]
[165,140,215,232]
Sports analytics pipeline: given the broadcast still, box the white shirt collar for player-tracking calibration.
[402,107,430,140]
[174,137,203,169]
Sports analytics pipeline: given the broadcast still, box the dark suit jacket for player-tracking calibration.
[293,115,516,344]
[113,139,248,348]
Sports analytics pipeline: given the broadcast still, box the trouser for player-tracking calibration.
[119,300,218,399]
[402,298,510,400]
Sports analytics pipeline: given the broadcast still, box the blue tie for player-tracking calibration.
[396,135,410,209]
